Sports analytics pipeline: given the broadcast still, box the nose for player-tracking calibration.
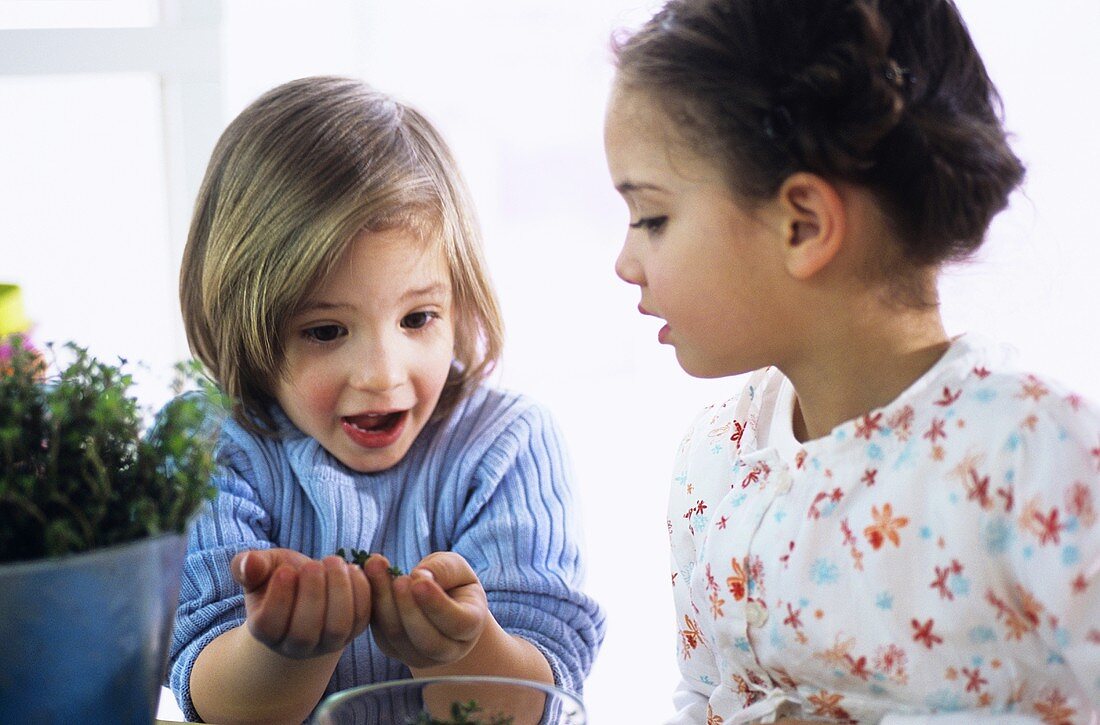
[615,237,644,286]
[349,337,404,392]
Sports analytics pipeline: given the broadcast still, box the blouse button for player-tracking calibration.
[745,600,769,627]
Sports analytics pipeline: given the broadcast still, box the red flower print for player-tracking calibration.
[726,558,747,601]
[1072,574,1088,594]
[779,540,795,567]
[1033,507,1064,545]
[864,503,909,550]
[716,515,729,530]
[986,587,1043,640]
[911,618,943,649]
[1018,375,1050,402]
[840,519,857,546]
[709,590,726,619]
[855,412,883,440]
[873,643,907,675]
[934,386,962,406]
[705,563,718,592]
[1033,688,1075,725]
[706,704,724,725]
[923,418,947,443]
[962,666,988,693]
[972,365,991,379]
[965,468,993,509]
[887,405,915,440]
[741,468,760,489]
[680,615,702,656]
[997,486,1015,513]
[848,655,870,680]
[730,419,745,446]
[783,602,803,630]
[808,691,851,720]
[861,468,878,487]
[930,560,963,600]
[1066,482,1096,527]
[747,555,765,596]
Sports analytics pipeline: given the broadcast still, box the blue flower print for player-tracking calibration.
[1063,545,1080,566]
[983,519,1012,555]
[810,558,840,585]
[969,626,996,644]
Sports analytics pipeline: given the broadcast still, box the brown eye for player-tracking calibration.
[629,216,668,233]
[401,311,437,330]
[304,324,346,342]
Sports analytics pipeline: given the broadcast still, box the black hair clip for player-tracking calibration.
[883,59,913,91]
[763,104,794,142]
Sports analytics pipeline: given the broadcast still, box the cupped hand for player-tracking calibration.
[365,551,489,669]
[231,548,372,660]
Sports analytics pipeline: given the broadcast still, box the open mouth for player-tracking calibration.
[341,410,408,448]
[344,411,404,432]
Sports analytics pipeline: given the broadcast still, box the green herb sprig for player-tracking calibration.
[335,547,405,576]
[404,700,514,725]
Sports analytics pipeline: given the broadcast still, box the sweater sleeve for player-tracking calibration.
[449,401,605,694]
[166,423,276,722]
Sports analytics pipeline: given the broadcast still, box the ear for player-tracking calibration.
[776,172,846,280]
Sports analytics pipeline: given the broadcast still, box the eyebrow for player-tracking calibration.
[294,282,450,317]
[615,181,668,195]
[399,282,450,302]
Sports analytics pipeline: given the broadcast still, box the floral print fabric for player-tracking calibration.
[668,335,1100,723]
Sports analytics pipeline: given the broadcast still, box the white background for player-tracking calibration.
[1,2,1098,722]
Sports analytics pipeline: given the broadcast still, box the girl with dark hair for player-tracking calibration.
[606,1,1099,722]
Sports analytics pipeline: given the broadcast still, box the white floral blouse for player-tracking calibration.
[667,335,1100,724]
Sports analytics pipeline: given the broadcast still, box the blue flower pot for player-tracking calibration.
[0,533,188,724]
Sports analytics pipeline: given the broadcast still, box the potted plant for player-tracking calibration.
[0,334,219,724]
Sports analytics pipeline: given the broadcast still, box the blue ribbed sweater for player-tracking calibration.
[167,385,605,721]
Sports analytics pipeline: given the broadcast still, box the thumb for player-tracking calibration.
[231,550,272,591]
[232,548,312,591]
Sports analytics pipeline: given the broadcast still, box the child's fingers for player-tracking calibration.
[233,548,311,592]
[408,571,486,643]
[365,555,405,655]
[348,562,372,637]
[246,564,297,647]
[392,574,457,659]
[318,556,354,652]
[414,551,478,592]
[280,560,326,658]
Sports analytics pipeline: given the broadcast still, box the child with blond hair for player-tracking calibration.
[169,76,604,723]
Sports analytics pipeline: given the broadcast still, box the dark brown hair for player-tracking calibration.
[613,0,1025,267]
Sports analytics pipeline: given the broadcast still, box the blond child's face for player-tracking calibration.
[604,83,792,378]
[274,227,455,473]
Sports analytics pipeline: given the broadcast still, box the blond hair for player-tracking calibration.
[180,76,503,432]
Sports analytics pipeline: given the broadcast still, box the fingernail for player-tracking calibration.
[238,552,249,580]
[412,568,434,581]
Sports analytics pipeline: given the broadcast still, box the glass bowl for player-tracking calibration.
[312,675,587,725]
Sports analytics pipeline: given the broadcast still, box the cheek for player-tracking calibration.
[418,330,456,395]
[279,361,341,418]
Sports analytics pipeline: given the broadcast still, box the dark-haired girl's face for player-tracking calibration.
[605,84,791,378]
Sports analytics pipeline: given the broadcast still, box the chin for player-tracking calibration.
[676,350,753,380]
